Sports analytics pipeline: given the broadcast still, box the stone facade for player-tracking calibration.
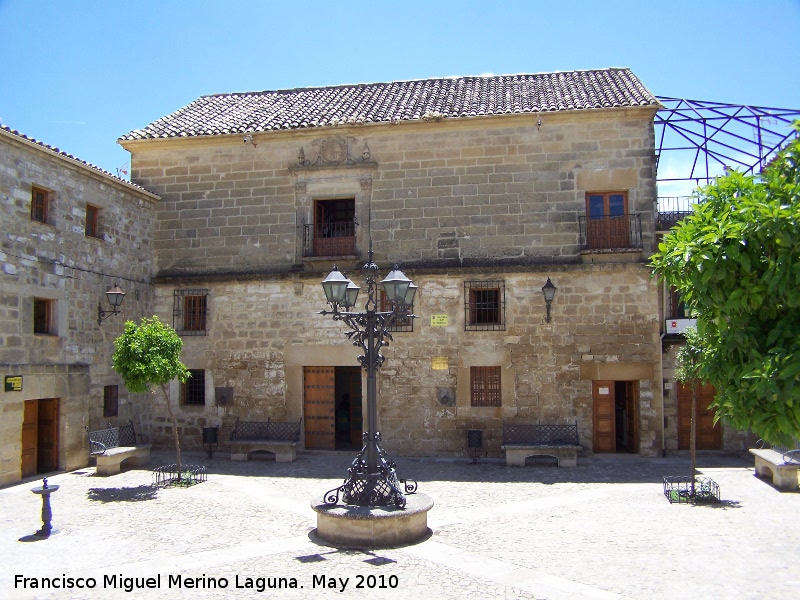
[124,107,668,458]
[0,127,157,486]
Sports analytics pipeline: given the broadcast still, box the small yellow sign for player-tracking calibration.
[430,314,448,327]
[4,376,22,392]
[431,357,449,370]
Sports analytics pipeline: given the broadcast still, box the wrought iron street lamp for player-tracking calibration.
[98,283,125,325]
[319,246,418,508]
[542,278,557,323]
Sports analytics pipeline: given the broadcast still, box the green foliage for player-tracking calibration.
[674,328,705,385]
[112,316,190,393]
[651,124,800,445]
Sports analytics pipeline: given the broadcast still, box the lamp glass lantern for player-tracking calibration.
[403,282,418,306]
[344,279,361,309]
[98,282,125,325]
[106,284,126,309]
[321,267,350,305]
[542,278,557,322]
[381,267,411,304]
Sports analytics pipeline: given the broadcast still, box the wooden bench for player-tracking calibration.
[501,422,581,467]
[87,421,151,476]
[749,440,800,491]
[229,418,302,463]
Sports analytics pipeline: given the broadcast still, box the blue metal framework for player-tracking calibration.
[654,96,800,187]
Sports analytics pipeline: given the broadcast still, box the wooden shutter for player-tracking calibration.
[592,381,616,452]
[303,366,336,450]
[21,400,38,477]
[678,382,721,450]
[37,398,59,473]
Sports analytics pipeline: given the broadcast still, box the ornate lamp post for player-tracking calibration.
[319,247,418,508]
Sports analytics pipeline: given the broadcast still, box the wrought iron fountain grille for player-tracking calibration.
[325,433,417,508]
[152,464,207,487]
[663,476,720,504]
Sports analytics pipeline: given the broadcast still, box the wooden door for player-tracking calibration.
[303,367,336,450]
[586,192,629,249]
[21,400,38,478]
[678,382,721,450]
[37,398,59,473]
[593,381,616,452]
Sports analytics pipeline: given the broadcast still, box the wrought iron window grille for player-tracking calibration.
[181,369,206,406]
[578,214,643,251]
[379,290,414,332]
[301,216,358,258]
[464,280,505,331]
[173,289,209,336]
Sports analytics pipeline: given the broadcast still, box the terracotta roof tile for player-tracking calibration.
[120,68,658,142]
[1,125,158,196]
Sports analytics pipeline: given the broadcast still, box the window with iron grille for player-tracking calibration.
[470,366,501,407]
[464,280,505,331]
[31,186,49,224]
[173,289,209,335]
[33,298,55,335]
[85,204,101,238]
[310,198,357,257]
[181,370,205,406]
[103,385,119,417]
[379,290,414,332]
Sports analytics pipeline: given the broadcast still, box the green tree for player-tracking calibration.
[112,316,190,473]
[651,125,800,445]
[674,327,705,493]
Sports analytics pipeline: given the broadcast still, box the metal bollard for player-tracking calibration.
[30,477,59,538]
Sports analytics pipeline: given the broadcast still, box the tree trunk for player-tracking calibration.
[690,379,698,496]
[160,383,182,477]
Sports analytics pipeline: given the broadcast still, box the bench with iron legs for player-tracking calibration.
[86,421,151,476]
[749,439,800,491]
[229,418,302,463]
[501,421,582,467]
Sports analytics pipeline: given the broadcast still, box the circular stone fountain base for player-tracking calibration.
[311,493,433,549]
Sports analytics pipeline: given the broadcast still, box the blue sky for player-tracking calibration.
[1,0,798,186]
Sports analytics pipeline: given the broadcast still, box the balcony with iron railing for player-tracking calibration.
[302,220,357,258]
[578,214,643,252]
[657,196,699,231]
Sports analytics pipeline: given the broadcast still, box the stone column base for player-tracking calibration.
[311,493,433,549]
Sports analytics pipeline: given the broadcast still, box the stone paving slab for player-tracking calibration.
[0,450,798,599]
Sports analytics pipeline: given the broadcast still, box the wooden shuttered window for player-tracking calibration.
[470,366,501,407]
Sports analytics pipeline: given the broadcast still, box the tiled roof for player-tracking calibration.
[0,125,158,197]
[120,68,658,141]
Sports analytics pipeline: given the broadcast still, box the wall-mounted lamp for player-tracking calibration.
[98,283,125,325]
[542,277,556,322]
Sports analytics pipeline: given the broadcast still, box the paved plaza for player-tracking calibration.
[1,449,798,599]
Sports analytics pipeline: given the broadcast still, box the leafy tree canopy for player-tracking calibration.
[112,316,190,393]
[651,125,800,445]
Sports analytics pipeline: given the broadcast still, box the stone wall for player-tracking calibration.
[127,109,657,276]
[148,263,662,458]
[127,106,666,458]
[0,130,157,486]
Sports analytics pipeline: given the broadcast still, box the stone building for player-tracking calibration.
[118,68,669,458]
[0,126,157,486]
